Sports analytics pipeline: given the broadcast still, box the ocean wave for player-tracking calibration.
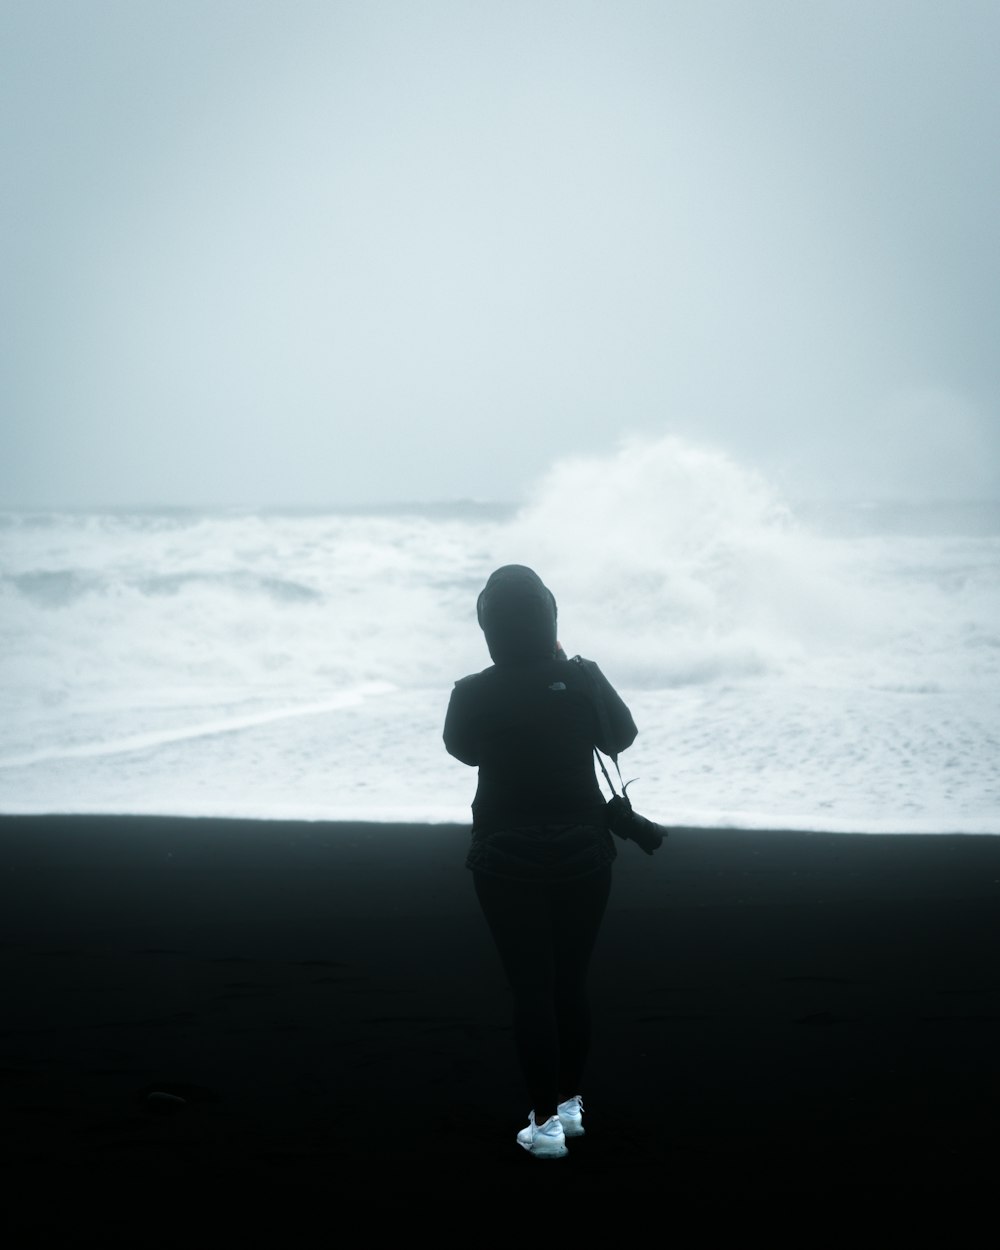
[2,434,998,828]
[4,568,323,606]
[0,686,394,769]
[135,571,322,603]
[5,570,103,607]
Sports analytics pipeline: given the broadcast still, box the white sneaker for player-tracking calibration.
[516,1111,568,1159]
[557,1095,585,1138]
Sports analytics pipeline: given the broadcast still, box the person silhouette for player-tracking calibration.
[443,565,637,1158]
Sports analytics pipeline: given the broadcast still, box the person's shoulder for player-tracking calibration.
[567,656,623,698]
[452,666,496,690]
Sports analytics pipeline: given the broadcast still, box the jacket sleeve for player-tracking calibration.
[443,678,480,765]
[589,662,638,756]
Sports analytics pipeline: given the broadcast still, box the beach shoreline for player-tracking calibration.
[2,815,998,1200]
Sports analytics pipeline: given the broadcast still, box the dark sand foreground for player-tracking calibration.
[1,816,998,1207]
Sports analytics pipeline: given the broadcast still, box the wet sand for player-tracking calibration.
[1,815,998,1205]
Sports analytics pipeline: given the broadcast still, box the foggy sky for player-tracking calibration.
[2,0,998,507]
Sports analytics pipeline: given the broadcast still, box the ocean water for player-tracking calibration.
[2,437,998,832]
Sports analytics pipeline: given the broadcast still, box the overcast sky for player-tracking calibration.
[2,0,998,507]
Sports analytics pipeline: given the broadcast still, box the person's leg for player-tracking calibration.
[551,865,612,1103]
[473,871,559,1122]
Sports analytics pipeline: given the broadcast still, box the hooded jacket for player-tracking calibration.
[444,566,638,858]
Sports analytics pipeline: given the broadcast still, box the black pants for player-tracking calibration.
[473,865,612,1118]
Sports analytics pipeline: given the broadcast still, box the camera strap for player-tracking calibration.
[571,655,633,805]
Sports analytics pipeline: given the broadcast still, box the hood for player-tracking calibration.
[476,565,558,665]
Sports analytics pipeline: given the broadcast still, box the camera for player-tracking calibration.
[606,794,667,856]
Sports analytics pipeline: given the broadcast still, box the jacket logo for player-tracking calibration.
[548,682,567,691]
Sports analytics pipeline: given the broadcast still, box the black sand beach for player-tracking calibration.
[2,816,998,1207]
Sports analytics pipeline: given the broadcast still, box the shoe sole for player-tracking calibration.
[519,1142,569,1159]
[517,1132,569,1159]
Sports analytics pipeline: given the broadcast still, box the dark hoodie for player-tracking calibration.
[476,564,558,666]
[444,566,637,865]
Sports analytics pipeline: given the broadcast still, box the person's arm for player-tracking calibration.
[589,662,638,756]
[443,678,480,765]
